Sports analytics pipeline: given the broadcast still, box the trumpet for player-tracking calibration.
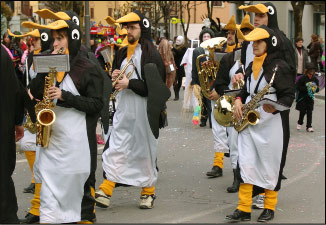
[108,57,136,127]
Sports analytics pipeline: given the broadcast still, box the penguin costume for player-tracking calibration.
[7,27,54,224]
[30,9,113,222]
[225,26,294,222]
[26,19,104,223]
[238,2,295,197]
[211,22,248,193]
[95,10,170,209]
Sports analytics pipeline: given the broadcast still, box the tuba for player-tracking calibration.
[196,37,226,99]
[35,47,64,147]
[213,63,245,127]
[108,57,136,126]
[233,64,278,132]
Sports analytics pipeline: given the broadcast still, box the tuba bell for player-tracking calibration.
[195,37,226,99]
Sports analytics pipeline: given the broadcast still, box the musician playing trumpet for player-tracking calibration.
[225,26,294,223]
[95,10,170,210]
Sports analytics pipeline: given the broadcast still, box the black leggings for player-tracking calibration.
[298,109,313,128]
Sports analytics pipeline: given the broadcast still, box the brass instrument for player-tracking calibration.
[196,39,226,99]
[233,64,278,132]
[213,63,245,127]
[35,47,64,147]
[108,57,136,127]
[213,78,244,127]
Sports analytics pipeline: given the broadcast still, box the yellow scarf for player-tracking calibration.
[127,39,139,61]
[252,52,267,80]
[226,44,236,53]
[34,48,41,55]
[56,48,69,83]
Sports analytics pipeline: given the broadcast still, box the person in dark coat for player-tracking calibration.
[172,36,187,101]
[0,45,36,224]
[295,63,319,132]
[307,34,323,72]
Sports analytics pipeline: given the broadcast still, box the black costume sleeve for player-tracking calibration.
[191,48,205,86]
[128,79,148,97]
[61,66,104,114]
[272,60,295,107]
[213,53,233,95]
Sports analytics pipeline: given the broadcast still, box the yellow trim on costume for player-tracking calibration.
[240,14,254,30]
[252,52,267,80]
[239,4,268,13]
[29,183,41,216]
[22,20,69,30]
[264,189,278,210]
[226,44,236,53]
[127,39,139,61]
[213,152,224,168]
[24,151,36,183]
[141,186,155,196]
[243,28,270,42]
[117,27,127,36]
[99,179,116,197]
[35,9,71,20]
[236,27,246,41]
[105,16,116,25]
[237,183,253,213]
[224,15,237,30]
[34,48,42,55]
[8,28,40,38]
[116,12,141,24]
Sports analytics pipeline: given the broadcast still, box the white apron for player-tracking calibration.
[245,42,254,70]
[210,100,229,153]
[38,74,90,223]
[238,68,283,190]
[102,45,158,187]
[226,59,241,169]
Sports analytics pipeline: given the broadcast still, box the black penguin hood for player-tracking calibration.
[263,2,279,30]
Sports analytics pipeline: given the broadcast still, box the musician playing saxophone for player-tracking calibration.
[225,25,294,223]
[27,19,104,224]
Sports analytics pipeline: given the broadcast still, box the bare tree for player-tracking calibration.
[291,1,305,39]
[1,2,13,30]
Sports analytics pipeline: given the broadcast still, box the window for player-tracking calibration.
[91,8,94,19]
[108,8,112,17]
[288,10,294,45]
[212,1,223,7]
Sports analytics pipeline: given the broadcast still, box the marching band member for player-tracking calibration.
[7,27,54,224]
[26,19,104,223]
[32,9,113,222]
[205,15,239,179]
[191,27,215,128]
[211,16,254,193]
[225,25,294,222]
[95,10,170,209]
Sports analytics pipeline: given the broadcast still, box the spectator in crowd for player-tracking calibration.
[307,34,323,71]
[294,37,309,79]
[158,39,176,90]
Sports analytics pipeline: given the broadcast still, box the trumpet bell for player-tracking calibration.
[37,109,56,126]
[214,95,235,127]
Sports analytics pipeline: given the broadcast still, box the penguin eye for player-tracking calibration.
[72,16,79,26]
[71,29,80,40]
[267,6,275,15]
[40,33,48,42]
[143,18,150,28]
[272,36,277,46]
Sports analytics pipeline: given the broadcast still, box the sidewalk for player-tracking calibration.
[315,87,325,100]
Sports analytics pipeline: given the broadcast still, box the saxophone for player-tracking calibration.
[233,64,278,132]
[36,47,64,147]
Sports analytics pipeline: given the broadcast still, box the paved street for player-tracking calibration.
[14,88,325,223]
